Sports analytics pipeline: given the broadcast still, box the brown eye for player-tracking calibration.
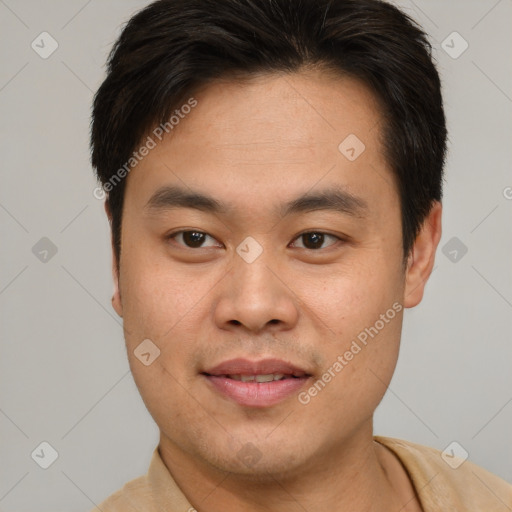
[167,230,221,249]
[291,232,340,250]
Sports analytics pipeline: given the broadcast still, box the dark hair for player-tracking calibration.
[90,0,447,269]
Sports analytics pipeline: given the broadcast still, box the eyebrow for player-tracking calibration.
[144,184,368,218]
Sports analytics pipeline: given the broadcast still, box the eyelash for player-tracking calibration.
[165,230,344,251]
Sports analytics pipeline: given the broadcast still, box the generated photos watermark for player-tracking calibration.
[298,301,403,405]
[93,97,198,200]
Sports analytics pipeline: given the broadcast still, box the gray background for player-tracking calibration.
[0,0,511,510]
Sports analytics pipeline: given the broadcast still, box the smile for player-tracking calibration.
[201,357,313,407]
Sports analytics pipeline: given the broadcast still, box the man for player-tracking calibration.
[89,0,512,510]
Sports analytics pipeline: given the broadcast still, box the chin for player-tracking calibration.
[217,455,305,482]
[197,437,309,481]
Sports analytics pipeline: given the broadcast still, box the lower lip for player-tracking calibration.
[203,375,310,407]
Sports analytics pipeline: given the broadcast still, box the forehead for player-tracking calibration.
[171,68,383,152]
[124,68,396,219]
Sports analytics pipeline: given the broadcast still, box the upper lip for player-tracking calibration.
[202,358,311,377]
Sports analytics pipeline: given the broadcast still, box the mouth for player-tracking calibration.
[201,358,313,407]
[202,372,307,381]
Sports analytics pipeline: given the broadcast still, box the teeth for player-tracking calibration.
[256,374,279,383]
[228,373,286,382]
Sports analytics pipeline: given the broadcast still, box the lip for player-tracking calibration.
[201,358,312,408]
[202,357,310,377]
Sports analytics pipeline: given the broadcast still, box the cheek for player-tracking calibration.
[299,259,403,405]
[308,255,401,330]
[117,257,208,428]
[299,306,403,438]
[119,252,209,343]
[118,251,216,396]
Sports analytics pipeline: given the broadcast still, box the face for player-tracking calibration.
[109,69,440,480]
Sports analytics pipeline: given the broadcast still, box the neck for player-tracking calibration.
[158,422,414,512]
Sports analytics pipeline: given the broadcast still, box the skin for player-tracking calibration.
[106,68,442,512]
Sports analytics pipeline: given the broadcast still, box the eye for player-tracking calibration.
[290,231,341,250]
[166,230,222,249]
[166,230,343,251]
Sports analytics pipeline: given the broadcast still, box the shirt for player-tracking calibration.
[91,436,512,511]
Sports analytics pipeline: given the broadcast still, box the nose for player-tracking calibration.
[213,245,299,334]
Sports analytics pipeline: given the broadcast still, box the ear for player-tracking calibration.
[403,201,442,308]
[104,201,123,318]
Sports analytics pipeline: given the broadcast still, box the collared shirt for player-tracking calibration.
[91,436,512,511]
